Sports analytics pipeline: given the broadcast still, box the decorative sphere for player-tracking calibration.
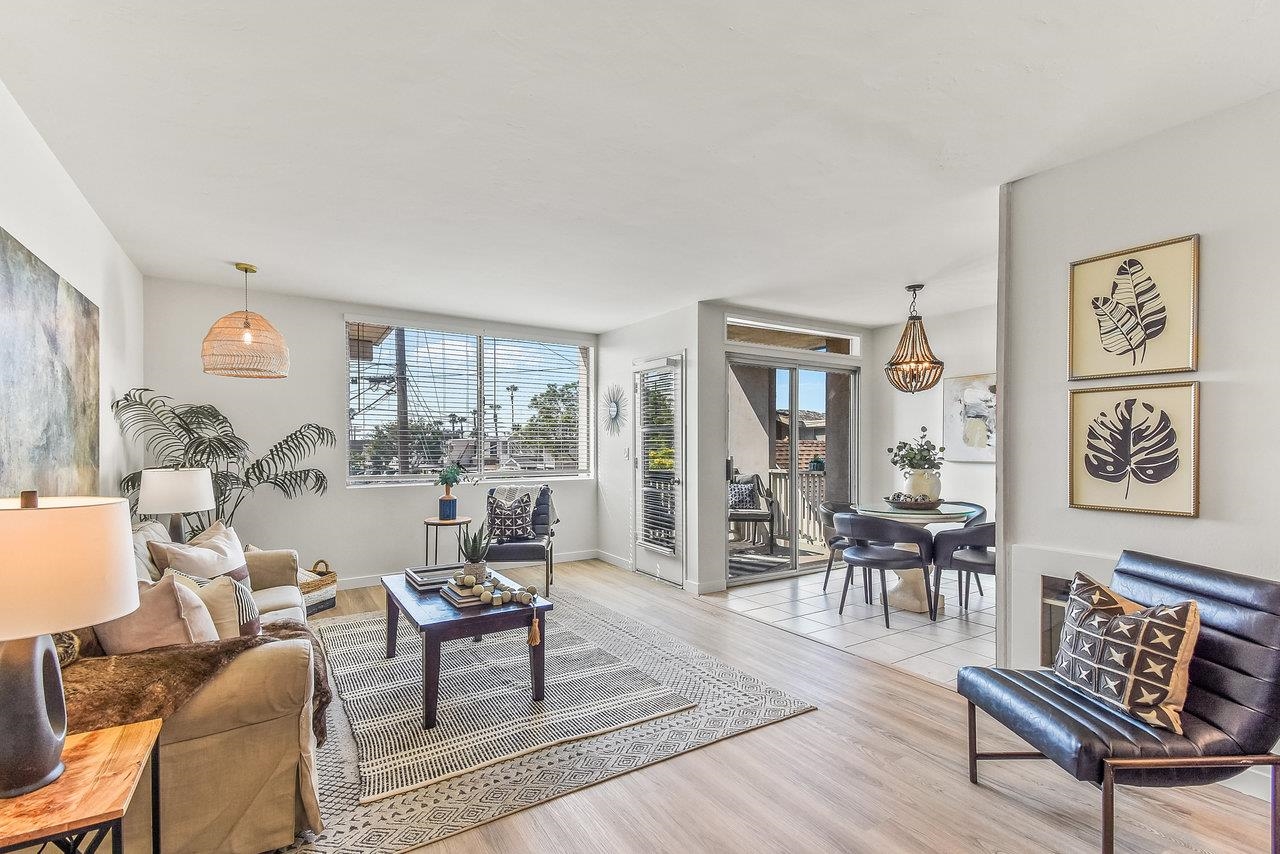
[471,584,485,596]
[479,590,493,604]
[525,586,537,595]
[518,591,533,604]
[501,590,512,603]
[462,574,476,587]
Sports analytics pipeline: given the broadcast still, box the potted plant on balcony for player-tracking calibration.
[888,426,945,499]
[436,464,464,520]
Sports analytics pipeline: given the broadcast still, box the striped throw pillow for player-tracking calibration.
[167,569,262,638]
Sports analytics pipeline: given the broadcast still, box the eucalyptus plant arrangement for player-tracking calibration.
[888,426,945,472]
[459,522,492,567]
[113,388,335,532]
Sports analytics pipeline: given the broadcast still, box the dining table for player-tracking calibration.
[852,502,984,614]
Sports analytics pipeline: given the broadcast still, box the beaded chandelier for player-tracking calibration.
[201,262,290,379]
[884,284,943,394]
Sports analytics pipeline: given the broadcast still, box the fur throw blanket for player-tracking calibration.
[62,619,332,746]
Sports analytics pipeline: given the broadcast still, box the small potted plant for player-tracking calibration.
[808,455,825,472]
[459,522,491,575]
[436,464,463,520]
[888,426,945,499]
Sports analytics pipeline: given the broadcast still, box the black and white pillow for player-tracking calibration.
[728,482,757,510]
[487,492,535,541]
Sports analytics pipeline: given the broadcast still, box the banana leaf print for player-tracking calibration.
[1090,258,1167,365]
[1084,397,1179,499]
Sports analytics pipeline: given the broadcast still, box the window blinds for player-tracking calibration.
[636,366,680,554]
[347,321,591,484]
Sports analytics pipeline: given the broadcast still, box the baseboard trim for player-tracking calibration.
[594,549,632,570]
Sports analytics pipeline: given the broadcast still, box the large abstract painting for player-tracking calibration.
[0,226,100,495]
[1069,382,1198,517]
[942,373,996,462]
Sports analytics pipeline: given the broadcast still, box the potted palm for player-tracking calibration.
[888,426,945,500]
[436,464,463,520]
[459,522,491,575]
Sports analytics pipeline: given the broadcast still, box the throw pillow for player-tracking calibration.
[166,569,262,638]
[94,574,219,655]
[147,520,250,582]
[1053,572,1201,733]
[487,492,535,541]
[728,482,757,510]
[52,631,81,668]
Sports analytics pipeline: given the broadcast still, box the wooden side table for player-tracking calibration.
[0,719,162,854]
[423,515,473,565]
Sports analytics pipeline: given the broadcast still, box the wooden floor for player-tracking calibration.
[330,560,1266,853]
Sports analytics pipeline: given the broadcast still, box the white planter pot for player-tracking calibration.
[903,468,942,500]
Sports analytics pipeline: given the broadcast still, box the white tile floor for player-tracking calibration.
[703,567,996,687]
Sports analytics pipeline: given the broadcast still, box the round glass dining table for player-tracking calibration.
[851,502,984,614]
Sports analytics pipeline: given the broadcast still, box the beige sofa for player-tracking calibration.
[119,522,324,854]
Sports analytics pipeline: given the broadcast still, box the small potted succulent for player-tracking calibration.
[459,522,491,574]
[888,426,945,499]
[436,464,464,520]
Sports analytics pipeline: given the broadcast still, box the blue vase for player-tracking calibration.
[439,494,457,521]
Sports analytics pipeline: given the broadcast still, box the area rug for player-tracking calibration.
[291,588,815,853]
[318,615,695,801]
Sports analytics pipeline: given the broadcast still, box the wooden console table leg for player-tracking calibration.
[422,633,441,729]
[385,594,400,659]
[529,613,546,703]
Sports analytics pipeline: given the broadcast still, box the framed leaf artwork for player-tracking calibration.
[1068,234,1198,380]
[1069,382,1198,517]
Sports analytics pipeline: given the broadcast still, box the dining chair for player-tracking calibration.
[833,513,936,626]
[933,521,994,609]
[817,501,857,593]
[931,501,987,597]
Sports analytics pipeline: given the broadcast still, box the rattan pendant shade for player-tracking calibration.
[201,263,290,378]
[884,284,944,394]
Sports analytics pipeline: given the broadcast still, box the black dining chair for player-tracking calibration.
[834,512,936,627]
[931,501,987,595]
[818,500,857,593]
[933,521,994,609]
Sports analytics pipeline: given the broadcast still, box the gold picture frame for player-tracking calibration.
[1068,234,1198,380]
[1069,381,1198,517]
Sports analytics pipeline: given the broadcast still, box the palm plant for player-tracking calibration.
[459,522,491,566]
[113,388,336,531]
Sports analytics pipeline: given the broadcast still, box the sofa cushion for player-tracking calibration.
[169,570,262,638]
[1054,573,1201,734]
[132,520,171,582]
[958,666,1240,786]
[261,606,308,626]
[94,575,219,655]
[253,585,306,616]
[148,521,250,582]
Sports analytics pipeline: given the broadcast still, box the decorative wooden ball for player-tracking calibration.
[518,591,532,604]
[500,590,512,603]
[525,586,537,595]
[462,574,476,587]
[480,590,493,604]
[469,584,484,596]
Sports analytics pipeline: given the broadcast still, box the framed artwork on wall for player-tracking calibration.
[942,373,996,463]
[1069,381,1198,517]
[1068,234,1198,380]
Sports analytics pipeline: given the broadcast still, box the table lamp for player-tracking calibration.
[0,493,138,798]
[137,467,216,542]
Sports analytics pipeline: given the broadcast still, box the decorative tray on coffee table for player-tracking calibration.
[883,496,944,511]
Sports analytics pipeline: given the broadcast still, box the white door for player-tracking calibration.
[633,356,685,585]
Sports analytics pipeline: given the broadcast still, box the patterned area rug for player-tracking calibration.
[318,615,695,801]
[292,588,814,852]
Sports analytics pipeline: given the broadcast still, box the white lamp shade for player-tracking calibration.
[136,468,216,515]
[0,497,139,641]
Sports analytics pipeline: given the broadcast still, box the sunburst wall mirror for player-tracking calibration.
[603,383,628,435]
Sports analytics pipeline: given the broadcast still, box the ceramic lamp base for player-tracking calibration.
[439,496,458,521]
[0,634,67,798]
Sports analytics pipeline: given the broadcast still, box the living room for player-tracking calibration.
[2,4,1280,853]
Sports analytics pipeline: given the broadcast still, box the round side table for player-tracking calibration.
[423,516,473,565]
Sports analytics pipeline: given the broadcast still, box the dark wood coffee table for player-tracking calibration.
[382,569,554,729]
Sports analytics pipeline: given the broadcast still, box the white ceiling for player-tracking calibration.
[2,2,1279,333]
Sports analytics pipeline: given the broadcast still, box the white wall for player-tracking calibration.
[144,277,598,587]
[0,79,144,493]
[864,304,997,516]
[1003,89,1280,660]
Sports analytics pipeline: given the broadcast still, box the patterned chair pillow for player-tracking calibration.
[728,482,758,510]
[487,492,535,541]
[1053,572,1200,733]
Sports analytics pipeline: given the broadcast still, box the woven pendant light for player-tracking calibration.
[884,283,944,394]
[202,262,290,378]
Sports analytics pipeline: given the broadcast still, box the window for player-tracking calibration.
[725,316,860,356]
[636,363,681,554]
[347,321,592,484]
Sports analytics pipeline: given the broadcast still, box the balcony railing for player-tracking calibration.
[768,468,826,546]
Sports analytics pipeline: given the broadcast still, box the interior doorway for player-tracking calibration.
[726,359,856,586]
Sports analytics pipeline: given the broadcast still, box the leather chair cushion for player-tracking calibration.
[958,667,1243,786]
[485,536,551,563]
[952,549,996,570]
[842,544,923,570]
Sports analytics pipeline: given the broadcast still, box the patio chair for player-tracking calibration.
[960,551,1280,853]
[727,473,775,549]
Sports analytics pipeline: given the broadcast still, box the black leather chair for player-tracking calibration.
[818,500,857,593]
[833,512,935,626]
[960,551,1280,853]
[483,485,558,591]
[933,521,994,609]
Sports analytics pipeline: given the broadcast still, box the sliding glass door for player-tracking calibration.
[726,359,856,585]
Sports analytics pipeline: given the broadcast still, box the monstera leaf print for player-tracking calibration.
[1084,398,1179,499]
[1091,258,1167,365]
